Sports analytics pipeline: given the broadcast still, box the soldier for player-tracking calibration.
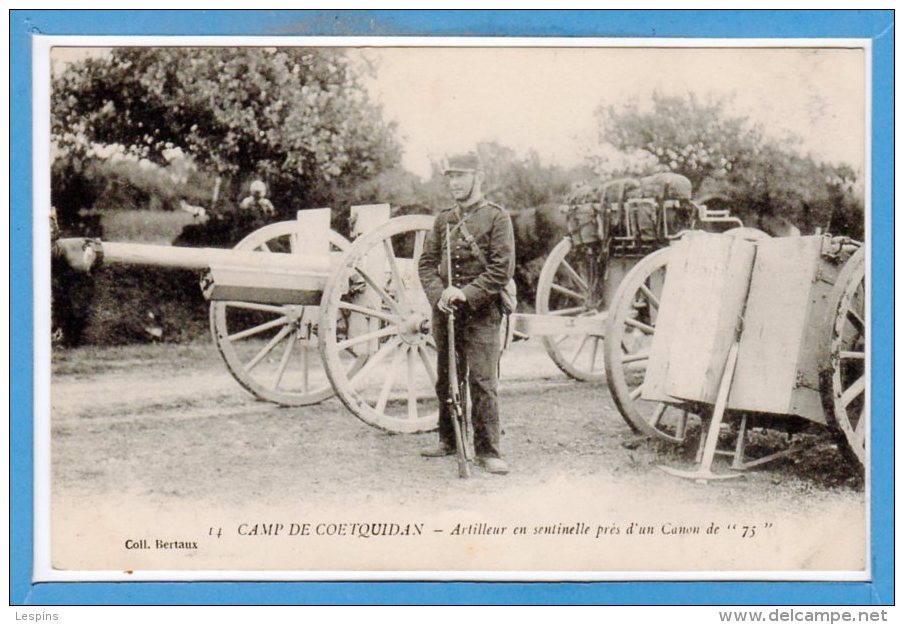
[239,180,276,216]
[417,152,516,475]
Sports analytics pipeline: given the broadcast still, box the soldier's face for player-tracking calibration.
[445,171,479,202]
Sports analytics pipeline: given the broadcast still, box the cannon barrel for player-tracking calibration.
[56,237,338,306]
[98,241,333,275]
[56,238,334,275]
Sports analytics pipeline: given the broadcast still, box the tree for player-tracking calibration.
[338,166,448,211]
[596,92,763,189]
[594,92,864,237]
[52,47,401,215]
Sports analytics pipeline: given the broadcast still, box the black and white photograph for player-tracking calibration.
[39,40,868,578]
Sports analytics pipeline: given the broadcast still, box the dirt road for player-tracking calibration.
[48,340,866,574]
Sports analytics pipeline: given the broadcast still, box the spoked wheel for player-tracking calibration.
[536,238,607,381]
[603,247,698,443]
[319,215,439,433]
[821,247,866,468]
[211,222,352,406]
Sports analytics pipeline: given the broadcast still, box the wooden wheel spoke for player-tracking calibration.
[549,305,586,316]
[840,350,865,360]
[382,238,409,308]
[589,337,600,373]
[559,259,589,292]
[846,308,865,333]
[273,330,296,388]
[410,231,428,291]
[629,385,644,401]
[625,317,655,335]
[569,336,590,365]
[853,408,867,445]
[224,301,290,315]
[355,266,404,316]
[413,231,426,261]
[406,346,419,421]
[638,283,660,309]
[228,316,288,342]
[622,351,649,364]
[245,324,294,372]
[839,375,865,408]
[674,410,689,440]
[375,345,404,415]
[348,338,402,387]
[300,340,310,392]
[417,345,438,387]
[648,402,667,427]
[337,324,398,351]
[551,282,585,302]
[338,301,400,324]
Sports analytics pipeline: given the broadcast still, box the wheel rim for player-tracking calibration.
[536,238,607,381]
[319,215,439,433]
[603,247,697,442]
[824,248,866,467]
[210,222,352,406]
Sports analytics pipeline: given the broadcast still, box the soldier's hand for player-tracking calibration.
[438,286,466,313]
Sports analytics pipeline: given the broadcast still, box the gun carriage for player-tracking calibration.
[57,177,865,472]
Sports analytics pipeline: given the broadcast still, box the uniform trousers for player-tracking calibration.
[432,303,503,458]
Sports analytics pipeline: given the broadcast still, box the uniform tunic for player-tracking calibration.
[417,200,516,458]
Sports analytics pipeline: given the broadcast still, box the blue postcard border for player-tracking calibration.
[10,9,894,605]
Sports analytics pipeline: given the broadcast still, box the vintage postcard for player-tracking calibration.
[34,36,870,582]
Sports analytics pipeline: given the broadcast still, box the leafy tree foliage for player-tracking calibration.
[339,166,448,213]
[52,47,401,216]
[595,92,863,237]
[422,141,590,211]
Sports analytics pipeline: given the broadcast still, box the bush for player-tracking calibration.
[75,265,210,346]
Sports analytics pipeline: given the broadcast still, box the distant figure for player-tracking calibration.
[178,199,208,221]
[240,180,276,216]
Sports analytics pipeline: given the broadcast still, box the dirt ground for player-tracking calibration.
[48,339,866,574]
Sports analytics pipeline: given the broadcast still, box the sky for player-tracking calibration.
[355,46,866,179]
[51,44,866,181]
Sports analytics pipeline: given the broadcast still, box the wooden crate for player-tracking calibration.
[728,236,838,423]
[642,232,756,405]
[644,233,838,422]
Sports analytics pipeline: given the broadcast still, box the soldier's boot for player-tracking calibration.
[420,443,456,458]
[477,456,509,475]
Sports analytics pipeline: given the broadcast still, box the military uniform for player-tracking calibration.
[417,199,516,460]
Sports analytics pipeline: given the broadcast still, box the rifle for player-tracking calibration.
[445,222,471,479]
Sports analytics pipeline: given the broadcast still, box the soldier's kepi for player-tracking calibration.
[416,152,516,475]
